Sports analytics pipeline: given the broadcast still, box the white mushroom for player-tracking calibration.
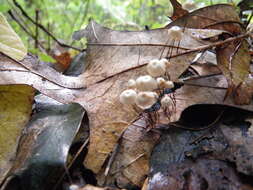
[147,59,166,77]
[160,58,169,66]
[119,89,137,105]
[127,79,136,89]
[164,81,174,89]
[161,95,172,108]
[135,91,158,109]
[157,77,166,88]
[167,26,183,41]
[136,75,158,91]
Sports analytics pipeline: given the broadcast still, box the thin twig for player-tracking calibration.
[12,0,84,52]
[111,153,145,175]
[184,72,222,81]
[167,32,251,59]
[93,32,250,85]
[183,82,227,90]
[8,10,46,52]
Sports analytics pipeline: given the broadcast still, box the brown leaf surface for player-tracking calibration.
[169,0,188,21]
[166,4,242,34]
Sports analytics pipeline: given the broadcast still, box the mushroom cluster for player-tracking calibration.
[119,58,175,110]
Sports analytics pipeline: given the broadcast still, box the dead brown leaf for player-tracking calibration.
[169,0,188,21]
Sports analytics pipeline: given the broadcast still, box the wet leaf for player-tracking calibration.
[4,95,85,190]
[0,85,34,184]
[0,13,27,61]
[148,105,253,189]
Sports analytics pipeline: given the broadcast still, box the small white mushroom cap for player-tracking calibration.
[161,96,172,108]
[168,26,183,41]
[119,89,137,105]
[127,79,136,89]
[147,59,166,77]
[157,77,166,88]
[135,91,158,109]
[136,75,158,91]
[160,58,169,66]
[164,81,174,89]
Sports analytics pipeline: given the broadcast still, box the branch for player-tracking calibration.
[12,0,85,52]
[8,10,47,52]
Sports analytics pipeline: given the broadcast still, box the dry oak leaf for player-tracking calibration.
[74,22,228,174]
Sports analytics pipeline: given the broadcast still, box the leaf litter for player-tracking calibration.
[1,2,253,190]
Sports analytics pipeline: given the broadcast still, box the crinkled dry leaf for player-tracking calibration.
[0,85,34,183]
[0,13,27,61]
[216,40,251,104]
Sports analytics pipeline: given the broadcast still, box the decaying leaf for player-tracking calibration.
[0,13,27,61]
[0,85,34,184]
[3,95,85,190]
[148,105,253,189]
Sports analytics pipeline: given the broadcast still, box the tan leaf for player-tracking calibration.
[0,13,27,61]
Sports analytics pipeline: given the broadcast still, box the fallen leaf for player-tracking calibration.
[0,13,27,61]
[148,105,253,189]
[216,40,251,104]
[0,85,34,184]
[3,94,85,190]
[52,51,72,72]
[166,4,243,34]
[169,0,188,21]
[100,118,160,188]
